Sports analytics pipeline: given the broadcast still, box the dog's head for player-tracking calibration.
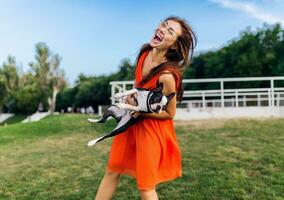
[147,83,175,113]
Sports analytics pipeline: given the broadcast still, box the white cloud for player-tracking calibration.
[209,0,284,24]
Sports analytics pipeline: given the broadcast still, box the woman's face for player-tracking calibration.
[150,19,182,50]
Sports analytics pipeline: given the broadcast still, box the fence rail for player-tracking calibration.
[110,76,284,108]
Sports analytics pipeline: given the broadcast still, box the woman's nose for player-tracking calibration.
[157,26,165,34]
[159,28,166,35]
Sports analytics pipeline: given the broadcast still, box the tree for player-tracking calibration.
[0,56,20,112]
[29,42,66,114]
[0,71,6,112]
[48,54,66,114]
[185,23,284,89]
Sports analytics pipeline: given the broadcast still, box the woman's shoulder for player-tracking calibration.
[159,71,176,82]
[157,66,182,91]
[159,67,181,81]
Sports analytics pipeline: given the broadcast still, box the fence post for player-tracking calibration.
[268,89,271,107]
[235,91,238,107]
[257,94,260,107]
[123,83,126,92]
[187,102,191,112]
[270,79,274,107]
[202,92,206,108]
[221,80,224,108]
[111,83,115,104]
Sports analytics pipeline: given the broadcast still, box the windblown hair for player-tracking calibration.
[135,16,197,102]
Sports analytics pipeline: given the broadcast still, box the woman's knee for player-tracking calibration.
[104,168,121,179]
[139,189,157,200]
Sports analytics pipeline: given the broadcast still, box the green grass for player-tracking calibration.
[0,114,283,200]
[0,115,28,126]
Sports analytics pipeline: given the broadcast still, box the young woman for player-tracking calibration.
[95,16,196,200]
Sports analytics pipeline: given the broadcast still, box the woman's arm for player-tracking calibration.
[139,73,177,120]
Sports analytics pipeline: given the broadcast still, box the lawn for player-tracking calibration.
[0,114,283,200]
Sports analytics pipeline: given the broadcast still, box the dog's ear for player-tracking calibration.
[166,92,176,103]
[153,82,163,92]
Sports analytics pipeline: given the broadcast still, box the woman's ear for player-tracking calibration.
[170,43,177,50]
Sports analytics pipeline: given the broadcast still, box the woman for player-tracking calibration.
[95,16,196,200]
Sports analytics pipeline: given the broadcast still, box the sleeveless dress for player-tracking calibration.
[107,50,182,190]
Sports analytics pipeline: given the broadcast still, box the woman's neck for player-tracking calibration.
[151,48,167,65]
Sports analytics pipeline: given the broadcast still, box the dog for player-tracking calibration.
[87,82,175,146]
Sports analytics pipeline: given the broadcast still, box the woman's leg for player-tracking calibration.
[139,188,159,200]
[95,169,121,200]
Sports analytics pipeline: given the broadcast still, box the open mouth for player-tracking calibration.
[153,32,163,43]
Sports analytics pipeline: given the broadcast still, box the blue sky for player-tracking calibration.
[0,0,284,86]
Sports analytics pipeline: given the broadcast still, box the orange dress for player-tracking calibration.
[107,50,182,190]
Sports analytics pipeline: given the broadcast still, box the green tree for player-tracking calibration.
[29,42,66,114]
[0,56,20,112]
[186,23,284,89]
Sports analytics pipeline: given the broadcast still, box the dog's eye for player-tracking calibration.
[154,97,161,102]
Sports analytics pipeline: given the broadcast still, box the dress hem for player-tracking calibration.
[106,166,182,191]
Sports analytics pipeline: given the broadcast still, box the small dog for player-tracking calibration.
[87,82,175,146]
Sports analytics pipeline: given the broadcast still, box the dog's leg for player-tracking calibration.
[87,114,139,147]
[113,89,137,99]
[115,103,140,112]
[88,111,112,123]
[87,136,104,146]
[87,118,102,123]
[88,106,121,123]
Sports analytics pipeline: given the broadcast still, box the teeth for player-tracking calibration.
[152,32,163,43]
[154,33,162,42]
[157,33,163,40]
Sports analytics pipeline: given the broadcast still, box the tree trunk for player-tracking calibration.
[48,86,58,114]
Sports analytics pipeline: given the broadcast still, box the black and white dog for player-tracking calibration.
[87,82,175,146]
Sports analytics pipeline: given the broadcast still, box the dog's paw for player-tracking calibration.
[87,138,100,147]
[87,118,100,123]
[113,93,124,99]
[115,103,127,109]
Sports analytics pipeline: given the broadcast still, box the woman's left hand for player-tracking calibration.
[124,95,137,106]
[132,111,140,118]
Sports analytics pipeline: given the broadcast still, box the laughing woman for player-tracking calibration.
[94,16,196,200]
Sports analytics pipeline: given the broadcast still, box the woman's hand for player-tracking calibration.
[124,94,140,118]
[124,94,137,106]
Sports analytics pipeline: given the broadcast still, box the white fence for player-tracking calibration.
[110,76,284,119]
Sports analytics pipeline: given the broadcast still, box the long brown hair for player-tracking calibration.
[135,16,197,102]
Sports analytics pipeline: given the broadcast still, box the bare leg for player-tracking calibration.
[139,189,159,200]
[95,169,121,200]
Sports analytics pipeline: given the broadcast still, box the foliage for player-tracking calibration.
[185,23,284,90]
[0,43,66,114]
[56,58,135,112]
[29,42,66,114]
